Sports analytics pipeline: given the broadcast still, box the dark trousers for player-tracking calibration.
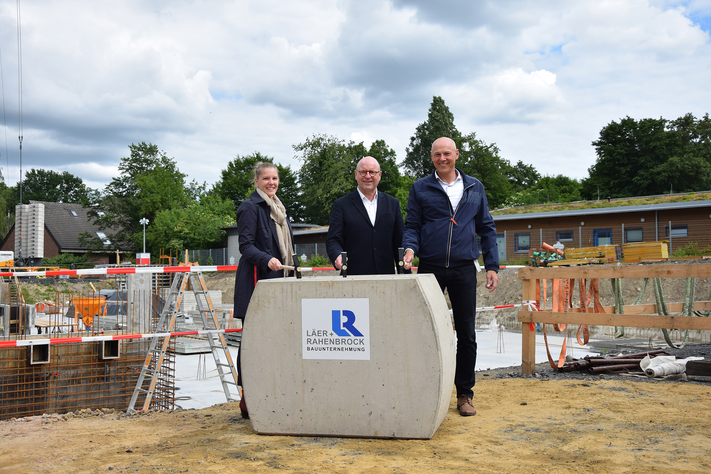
[418,261,478,399]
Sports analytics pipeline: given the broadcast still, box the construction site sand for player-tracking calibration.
[5,262,710,473]
[1,373,710,473]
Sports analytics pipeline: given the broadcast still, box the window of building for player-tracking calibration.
[515,233,530,252]
[556,230,574,242]
[593,229,612,246]
[69,210,78,217]
[625,228,643,243]
[96,232,111,245]
[665,225,688,238]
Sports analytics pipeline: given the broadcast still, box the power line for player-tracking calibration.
[17,0,23,204]
[0,46,10,183]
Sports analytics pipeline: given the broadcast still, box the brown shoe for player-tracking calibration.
[457,395,477,416]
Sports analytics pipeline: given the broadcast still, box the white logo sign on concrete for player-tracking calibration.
[302,298,370,360]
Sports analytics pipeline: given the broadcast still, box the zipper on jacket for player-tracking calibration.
[446,201,454,268]
[445,182,476,268]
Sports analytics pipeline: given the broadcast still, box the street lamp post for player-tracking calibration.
[139,218,149,253]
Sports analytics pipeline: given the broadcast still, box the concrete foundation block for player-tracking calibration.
[241,274,455,439]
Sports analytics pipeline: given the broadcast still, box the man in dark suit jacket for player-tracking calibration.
[326,156,405,275]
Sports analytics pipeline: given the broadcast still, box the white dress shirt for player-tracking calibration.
[357,188,378,226]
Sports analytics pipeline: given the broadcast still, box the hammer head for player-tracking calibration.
[340,252,347,278]
[397,247,405,274]
[292,253,302,279]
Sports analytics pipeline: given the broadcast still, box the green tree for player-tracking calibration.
[275,163,302,222]
[503,175,582,208]
[581,115,711,199]
[295,135,401,225]
[214,152,271,206]
[295,134,357,225]
[507,161,541,193]
[9,168,94,206]
[0,178,10,239]
[90,142,189,252]
[366,139,405,208]
[456,132,513,209]
[656,113,711,192]
[213,152,303,221]
[653,154,711,192]
[404,96,462,179]
[667,113,711,163]
[148,193,236,253]
[538,175,582,203]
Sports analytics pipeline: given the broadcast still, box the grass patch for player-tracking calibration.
[672,242,711,258]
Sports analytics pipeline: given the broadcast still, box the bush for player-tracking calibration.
[41,253,88,266]
[672,242,711,258]
[501,256,530,266]
[301,254,331,267]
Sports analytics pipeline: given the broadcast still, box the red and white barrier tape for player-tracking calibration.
[0,265,337,278]
[476,301,539,312]
[0,328,242,348]
[1,264,525,278]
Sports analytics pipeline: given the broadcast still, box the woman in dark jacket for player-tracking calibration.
[233,161,294,419]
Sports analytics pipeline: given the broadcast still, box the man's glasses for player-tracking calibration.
[356,170,382,177]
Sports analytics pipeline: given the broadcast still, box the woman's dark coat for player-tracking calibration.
[233,191,293,320]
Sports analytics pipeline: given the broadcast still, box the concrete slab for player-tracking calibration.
[174,337,212,354]
[241,274,455,439]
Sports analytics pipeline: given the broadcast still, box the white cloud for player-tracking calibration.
[0,0,709,190]
[443,68,566,125]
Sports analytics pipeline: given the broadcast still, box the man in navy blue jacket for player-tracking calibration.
[402,137,499,417]
[326,156,405,275]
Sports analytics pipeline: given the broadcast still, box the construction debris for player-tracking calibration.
[641,355,705,377]
[558,349,668,374]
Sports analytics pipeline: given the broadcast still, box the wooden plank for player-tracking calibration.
[622,241,669,261]
[521,277,537,376]
[567,301,711,314]
[517,310,711,331]
[519,263,711,280]
[521,323,536,376]
[686,361,711,377]
[565,245,619,261]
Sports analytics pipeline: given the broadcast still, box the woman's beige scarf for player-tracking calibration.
[256,188,294,274]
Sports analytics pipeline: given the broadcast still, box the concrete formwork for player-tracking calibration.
[0,339,174,420]
[0,273,178,420]
[241,274,455,439]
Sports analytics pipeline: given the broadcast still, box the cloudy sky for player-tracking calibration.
[0,0,710,192]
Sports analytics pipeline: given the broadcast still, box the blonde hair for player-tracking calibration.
[254,161,279,180]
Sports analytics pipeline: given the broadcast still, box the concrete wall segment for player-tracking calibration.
[241,274,455,439]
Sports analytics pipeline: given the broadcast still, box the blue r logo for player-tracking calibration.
[331,310,363,337]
